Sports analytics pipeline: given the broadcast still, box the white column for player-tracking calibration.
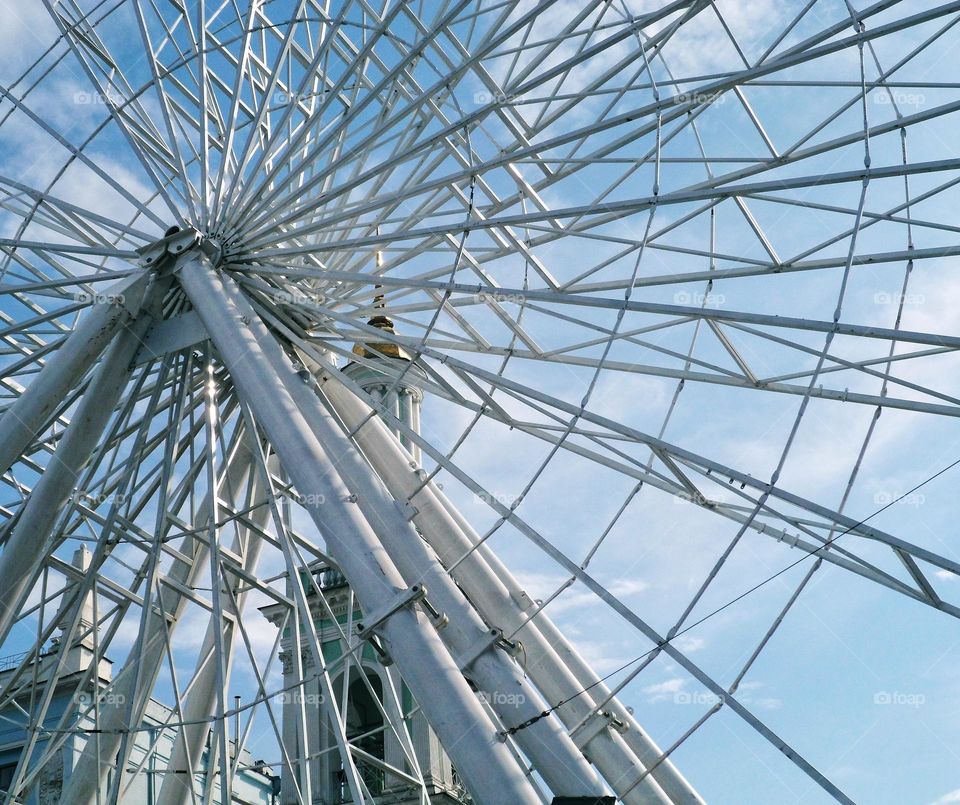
[176,253,540,805]
[299,383,604,796]
[319,364,702,804]
[155,465,271,805]
[0,271,151,479]
[0,313,148,645]
[59,440,259,805]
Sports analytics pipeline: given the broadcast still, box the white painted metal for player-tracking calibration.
[1,2,958,802]
[0,313,149,644]
[0,271,151,478]
[176,252,541,804]
[302,359,605,797]
[59,436,262,805]
[316,358,696,805]
[154,461,272,805]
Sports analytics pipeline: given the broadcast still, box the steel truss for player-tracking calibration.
[1,1,959,803]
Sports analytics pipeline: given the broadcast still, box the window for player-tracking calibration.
[336,670,385,801]
[0,763,17,796]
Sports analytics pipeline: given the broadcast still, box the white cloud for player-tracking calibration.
[674,635,705,653]
[608,578,649,597]
[0,5,57,75]
[511,571,648,616]
[643,677,684,702]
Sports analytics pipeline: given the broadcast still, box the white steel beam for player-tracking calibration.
[175,251,541,804]
[299,361,605,797]
[316,362,701,805]
[58,435,260,805]
[0,271,151,479]
[0,312,147,645]
[154,462,272,805]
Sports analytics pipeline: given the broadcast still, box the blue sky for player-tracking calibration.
[2,1,960,802]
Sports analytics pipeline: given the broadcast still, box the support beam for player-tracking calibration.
[175,252,540,804]
[0,271,152,479]
[0,313,146,645]
[155,463,271,805]
[296,364,605,797]
[316,363,703,805]
[58,437,260,805]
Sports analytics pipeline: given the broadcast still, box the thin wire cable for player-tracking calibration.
[502,452,960,737]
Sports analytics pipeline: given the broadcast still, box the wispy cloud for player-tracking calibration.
[643,677,685,702]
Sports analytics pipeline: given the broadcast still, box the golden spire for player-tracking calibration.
[352,280,413,360]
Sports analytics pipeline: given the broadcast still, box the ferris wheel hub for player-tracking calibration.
[136,227,228,273]
[1,2,951,801]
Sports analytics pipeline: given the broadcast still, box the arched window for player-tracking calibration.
[335,668,384,800]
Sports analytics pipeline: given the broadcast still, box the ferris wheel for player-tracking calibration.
[1,0,959,803]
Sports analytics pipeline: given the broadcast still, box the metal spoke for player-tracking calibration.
[2,3,959,803]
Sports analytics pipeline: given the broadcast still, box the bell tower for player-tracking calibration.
[341,306,426,463]
[262,312,469,804]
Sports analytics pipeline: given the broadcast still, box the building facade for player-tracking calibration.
[259,326,471,804]
[0,547,277,805]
